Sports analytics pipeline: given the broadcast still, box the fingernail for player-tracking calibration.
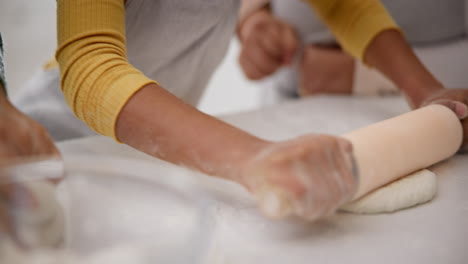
[338,139,353,153]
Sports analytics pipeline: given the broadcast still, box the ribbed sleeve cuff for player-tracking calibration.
[339,15,399,61]
[98,75,157,141]
[305,0,400,61]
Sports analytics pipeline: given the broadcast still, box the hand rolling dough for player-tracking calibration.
[343,105,461,199]
[340,169,436,214]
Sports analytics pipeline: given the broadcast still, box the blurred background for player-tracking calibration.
[0,0,262,116]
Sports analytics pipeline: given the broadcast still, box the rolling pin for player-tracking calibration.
[343,104,463,199]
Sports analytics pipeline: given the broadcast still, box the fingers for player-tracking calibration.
[454,103,468,119]
[245,135,358,222]
[419,89,468,152]
[329,138,358,204]
[427,99,468,152]
[239,12,298,80]
[429,99,468,119]
[280,24,298,65]
[256,187,293,219]
[259,25,284,59]
[297,136,357,220]
[458,118,468,154]
[0,110,59,163]
[239,42,282,80]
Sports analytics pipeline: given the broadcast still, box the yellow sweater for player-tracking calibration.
[56,0,398,139]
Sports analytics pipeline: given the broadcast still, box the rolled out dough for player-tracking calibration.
[340,169,437,214]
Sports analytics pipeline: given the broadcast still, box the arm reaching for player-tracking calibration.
[304,0,468,150]
[57,0,358,221]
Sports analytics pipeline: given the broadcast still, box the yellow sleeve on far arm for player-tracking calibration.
[304,0,399,61]
[56,0,157,139]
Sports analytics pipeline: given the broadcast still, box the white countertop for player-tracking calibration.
[57,96,468,263]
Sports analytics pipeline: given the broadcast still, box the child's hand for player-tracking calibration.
[238,8,298,80]
[421,88,468,152]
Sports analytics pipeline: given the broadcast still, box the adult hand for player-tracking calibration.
[299,45,354,96]
[238,8,298,80]
[238,134,357,221]
[420,88,468,152]
[0,89,60,245]
[0,96,59,162]
[0,182,36,247]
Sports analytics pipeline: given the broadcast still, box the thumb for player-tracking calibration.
[430,99,468,119]
[256,187,293,219]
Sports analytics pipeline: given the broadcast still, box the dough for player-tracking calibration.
[340,169,437,214]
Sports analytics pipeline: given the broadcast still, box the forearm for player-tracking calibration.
[364,30,443,107]
[57,0,267,181]
[116,83,269,181]
[303,0,440,103]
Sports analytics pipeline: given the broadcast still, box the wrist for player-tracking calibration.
[399,79,444,108]
[363,30,445,107]
[226,137,271,187]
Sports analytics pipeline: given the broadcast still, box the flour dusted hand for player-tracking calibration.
[238,135,358,221]
[0,94,58,161]
[0,90,61,247]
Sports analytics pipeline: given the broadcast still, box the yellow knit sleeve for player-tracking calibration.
[304,0,399,61]
[56,0,157,139]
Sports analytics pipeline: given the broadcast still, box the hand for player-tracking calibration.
[0,182,36,247]
[420,88,468,152]
[238,134,358,221]
[0,97,59,162]
[299,45,355,96]
[0,184,14,237]
[0,180,63,249]
[238,8,298,80]
[0,92,59,245]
